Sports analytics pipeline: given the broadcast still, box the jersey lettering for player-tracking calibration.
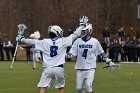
[82,49,88,59]
[79,44,93,48]
[50,46,58,57]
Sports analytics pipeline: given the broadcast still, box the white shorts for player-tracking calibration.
[76,69,95,92]
[37,67,65,88]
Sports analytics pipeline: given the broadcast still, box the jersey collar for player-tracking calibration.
[51,37,59,41]
[81,36,91,42]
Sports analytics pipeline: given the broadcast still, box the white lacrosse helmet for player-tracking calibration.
[81,23,93,37]
[30,31,40,39]
[48,25,63,37]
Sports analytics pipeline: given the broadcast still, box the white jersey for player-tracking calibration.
[69,37,104,69]
[22,35,73,68]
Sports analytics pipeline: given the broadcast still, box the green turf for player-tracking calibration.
[0,61,140,93]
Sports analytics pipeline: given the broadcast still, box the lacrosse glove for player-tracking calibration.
[106,58,115,66]
[16,34,25,42]
[79,16,89,26]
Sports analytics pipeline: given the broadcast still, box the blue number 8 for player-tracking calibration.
[82,49,88,59]
[50,46,58,57]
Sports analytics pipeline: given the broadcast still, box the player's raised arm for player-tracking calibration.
[71,16,89,42]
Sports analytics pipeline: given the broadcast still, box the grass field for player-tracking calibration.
[0,61,140,93]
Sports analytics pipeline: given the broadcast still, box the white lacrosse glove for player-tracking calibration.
[103,58,120,69]
[30,31,40,39]
[79,16,89,26]
[16,34,25,42]
[106,58,114,66]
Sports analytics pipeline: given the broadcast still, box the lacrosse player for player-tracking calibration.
[30,31,42,69]
[16,16,88,93]
[68,23,116,93]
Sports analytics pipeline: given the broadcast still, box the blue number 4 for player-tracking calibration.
[50,46,58,57]
[82,49,88,59]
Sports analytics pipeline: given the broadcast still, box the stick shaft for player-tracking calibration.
[10,42,19,69]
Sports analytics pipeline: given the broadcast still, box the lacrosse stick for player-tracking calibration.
[10,23,27,69]
[103,64,120,70]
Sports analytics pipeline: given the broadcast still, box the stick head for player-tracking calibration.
[17,24,27,34]
[103,64,121,70]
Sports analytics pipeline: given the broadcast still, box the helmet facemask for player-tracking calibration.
[81,23,93,38]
